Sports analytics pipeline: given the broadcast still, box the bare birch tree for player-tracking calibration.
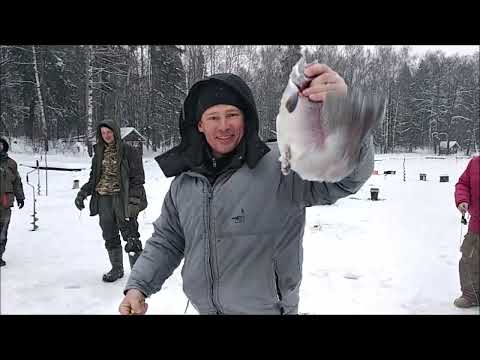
[32,45,48,151]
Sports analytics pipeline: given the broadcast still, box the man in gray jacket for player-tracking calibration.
[119,63,377,315]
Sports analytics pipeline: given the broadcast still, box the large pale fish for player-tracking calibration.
[276,57,385,182]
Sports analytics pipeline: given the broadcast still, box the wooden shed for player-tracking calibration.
[439,141,461,155]
[121,127,146,156]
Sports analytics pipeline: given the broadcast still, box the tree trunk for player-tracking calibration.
[85,45,94,157]
[392,97,399,152]
[32,45,48,151]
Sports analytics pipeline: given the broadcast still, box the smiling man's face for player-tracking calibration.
[197,104,245,158]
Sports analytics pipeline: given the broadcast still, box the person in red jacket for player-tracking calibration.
[454,155,479,308]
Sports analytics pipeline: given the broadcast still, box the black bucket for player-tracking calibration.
[419,173,426,181]
[370,187,379,201]
[440,175,449,182]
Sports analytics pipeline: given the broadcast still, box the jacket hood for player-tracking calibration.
[155,73,270,177]
[0,137,9,152]
[97,119,121,146]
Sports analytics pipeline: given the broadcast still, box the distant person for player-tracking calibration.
[74,120,147,282]
[0,137,25,267]
[453,155,479,308]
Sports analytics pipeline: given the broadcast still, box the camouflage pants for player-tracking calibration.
[0,207,12,256]
[98,194,140,251]
[459,232,479,301]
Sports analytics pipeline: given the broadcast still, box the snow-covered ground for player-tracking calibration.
[1,144,478,315]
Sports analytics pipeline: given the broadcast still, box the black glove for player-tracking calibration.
[17,200,24,209]
[127,197,141,218]
[125,238,143,254]
[74,192,86,210]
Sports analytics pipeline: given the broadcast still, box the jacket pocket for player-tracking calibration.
[181,236,209,310]
[273,243,302,306]
[272,260,282,302]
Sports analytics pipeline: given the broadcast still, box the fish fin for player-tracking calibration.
[350,90,386,140]
[280,145,291,175]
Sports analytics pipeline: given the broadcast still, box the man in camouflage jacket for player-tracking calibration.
[75,120,147,282]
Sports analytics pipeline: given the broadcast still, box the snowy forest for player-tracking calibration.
[1,45,479,156]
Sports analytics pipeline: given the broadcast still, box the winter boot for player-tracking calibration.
[454,295,479,308]
[102,248,124,282]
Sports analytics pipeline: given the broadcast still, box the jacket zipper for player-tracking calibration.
[206,186,221,314]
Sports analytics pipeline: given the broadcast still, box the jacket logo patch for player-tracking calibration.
[231,208,245,224]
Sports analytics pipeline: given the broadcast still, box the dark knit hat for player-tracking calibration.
[99,123,114,132]
[196,81,246,123]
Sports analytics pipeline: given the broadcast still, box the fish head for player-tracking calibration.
[289,56,314,91]
[282,57,318,114]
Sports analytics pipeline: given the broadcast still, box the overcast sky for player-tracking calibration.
[404,45,478,56]
[364,45,479,57]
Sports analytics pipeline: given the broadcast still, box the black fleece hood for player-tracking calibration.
[155,73,270,177]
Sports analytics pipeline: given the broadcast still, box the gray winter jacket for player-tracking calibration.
[125,137,374,314]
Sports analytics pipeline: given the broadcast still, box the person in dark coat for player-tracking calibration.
[0,137,25,267]
[74,120,147,282]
